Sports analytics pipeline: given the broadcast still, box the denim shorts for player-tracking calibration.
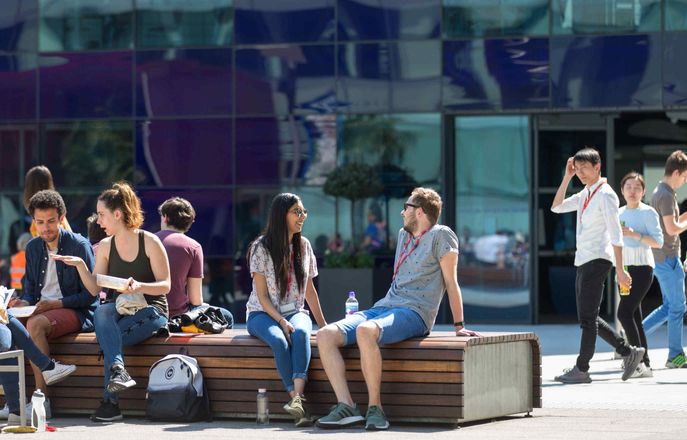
[334,306,428,346]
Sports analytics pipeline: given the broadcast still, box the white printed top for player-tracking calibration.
[245,236,317,320]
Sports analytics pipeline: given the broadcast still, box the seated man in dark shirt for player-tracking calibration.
[155,197,233,326]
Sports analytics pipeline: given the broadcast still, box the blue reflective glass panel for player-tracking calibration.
[338,0,440,41]
[139,189,233,257]
[443,0,548,38]
[135,119,232,187]
[136,0,233,48]
[337,41,441,113]
[235,45,335,115]
[136,49,232,117]
[455,115,531,323]
[443,38,549,110]
[40,52,133,118]
[550,35,661,108]
[0,54,37,120]
[664,33,687,106]
[235,115,337,185]
[234,0,335,44]
[0,0,38,51]
[43,121,134,187]
[552,0,660,35]
[666,1,687,30]
[39,0,134,51]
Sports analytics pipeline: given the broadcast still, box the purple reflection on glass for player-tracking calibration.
[235,45,336,115]
[234,0,335,44]
[443,38,549,110]
[551,35,660,108]
[235,115,337,185]
[0,0,38,51]
[139,189,234,257]
[136,119,233,186]
[338,0,440,41]
[40,52,132,118]
[136,49,232,117]
[0,54,37,119]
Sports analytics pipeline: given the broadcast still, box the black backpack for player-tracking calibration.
[145,354,212,422]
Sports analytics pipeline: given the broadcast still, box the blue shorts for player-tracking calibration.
[334,306,428,346]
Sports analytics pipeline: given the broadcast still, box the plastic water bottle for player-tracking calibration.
[345,291,359,316]
[256,388,269,425]
[31,389,46,432]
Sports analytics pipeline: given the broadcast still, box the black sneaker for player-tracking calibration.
[107,364,136,394]
[90,400,123,422]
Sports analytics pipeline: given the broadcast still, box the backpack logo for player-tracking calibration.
[165,366,175,380]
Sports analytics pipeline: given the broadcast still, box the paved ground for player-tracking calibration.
[8,323,687,439]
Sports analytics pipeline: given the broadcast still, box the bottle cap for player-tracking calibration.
[348,291,355,297]
[258,388,266,393]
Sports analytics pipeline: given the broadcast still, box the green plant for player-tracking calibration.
[324,249,375,268]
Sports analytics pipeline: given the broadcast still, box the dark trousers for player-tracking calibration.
[575,259,629,372]
[617,265,653,367]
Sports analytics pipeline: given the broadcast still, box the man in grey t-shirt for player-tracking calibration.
[316,187,479,431]
[644,150,687,367]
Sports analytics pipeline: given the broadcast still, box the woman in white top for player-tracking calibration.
[618,172,663,377]
[246,193,326,426]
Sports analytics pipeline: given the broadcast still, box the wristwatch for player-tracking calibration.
[453,321,465,328]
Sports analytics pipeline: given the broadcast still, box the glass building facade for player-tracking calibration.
[3,0,687,323]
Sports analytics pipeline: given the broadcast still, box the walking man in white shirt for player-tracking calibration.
[551,147,645,383]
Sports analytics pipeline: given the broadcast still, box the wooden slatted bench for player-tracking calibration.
[16,330,541,425]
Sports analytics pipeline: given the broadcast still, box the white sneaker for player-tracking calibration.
[7,412,20,426]
[631,364,653,378]
[42,361,76,386]
[0,403,9,419]
[25,398,51,420]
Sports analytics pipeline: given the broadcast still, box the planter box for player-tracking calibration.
[317,268,374,322]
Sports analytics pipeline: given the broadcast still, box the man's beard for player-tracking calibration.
[403,217,417,234]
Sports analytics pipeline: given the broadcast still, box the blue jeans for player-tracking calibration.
[334,306,428,346]
[0,314,52,414]
[643,256,687,359]
[247,311,312,392]
[94,303,167,402]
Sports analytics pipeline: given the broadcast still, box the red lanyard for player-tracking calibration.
[580,180,605,223]
[286,251,295,292]
[393,229,428,280]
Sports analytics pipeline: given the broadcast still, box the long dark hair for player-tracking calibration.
[23,165,55,211]
[248,193,304,300]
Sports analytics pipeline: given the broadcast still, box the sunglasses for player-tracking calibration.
[291,208,308,217]
[403,202,419,211]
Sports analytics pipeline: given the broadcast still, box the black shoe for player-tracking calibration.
[91,400,123,422]
[107,364,136,394]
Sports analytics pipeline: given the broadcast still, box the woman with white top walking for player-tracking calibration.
[618,172,663,377]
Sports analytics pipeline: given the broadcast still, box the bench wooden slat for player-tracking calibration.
[14,329,541,424]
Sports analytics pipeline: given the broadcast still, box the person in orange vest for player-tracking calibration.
[10,233,31,292]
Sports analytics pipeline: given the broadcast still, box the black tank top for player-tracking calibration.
[108,231,168,317]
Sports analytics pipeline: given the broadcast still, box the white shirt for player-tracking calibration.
[40,249,63,301]
[551,178,624,267]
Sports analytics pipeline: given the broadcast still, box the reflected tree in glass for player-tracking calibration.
[46,121,134,187]
[323,162,382,263]
[339,115,418,251]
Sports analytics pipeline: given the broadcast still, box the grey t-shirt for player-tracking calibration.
[651,181,680,263]
[374,225,459,331]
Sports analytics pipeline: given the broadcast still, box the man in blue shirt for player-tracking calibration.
[10,190,95,416]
